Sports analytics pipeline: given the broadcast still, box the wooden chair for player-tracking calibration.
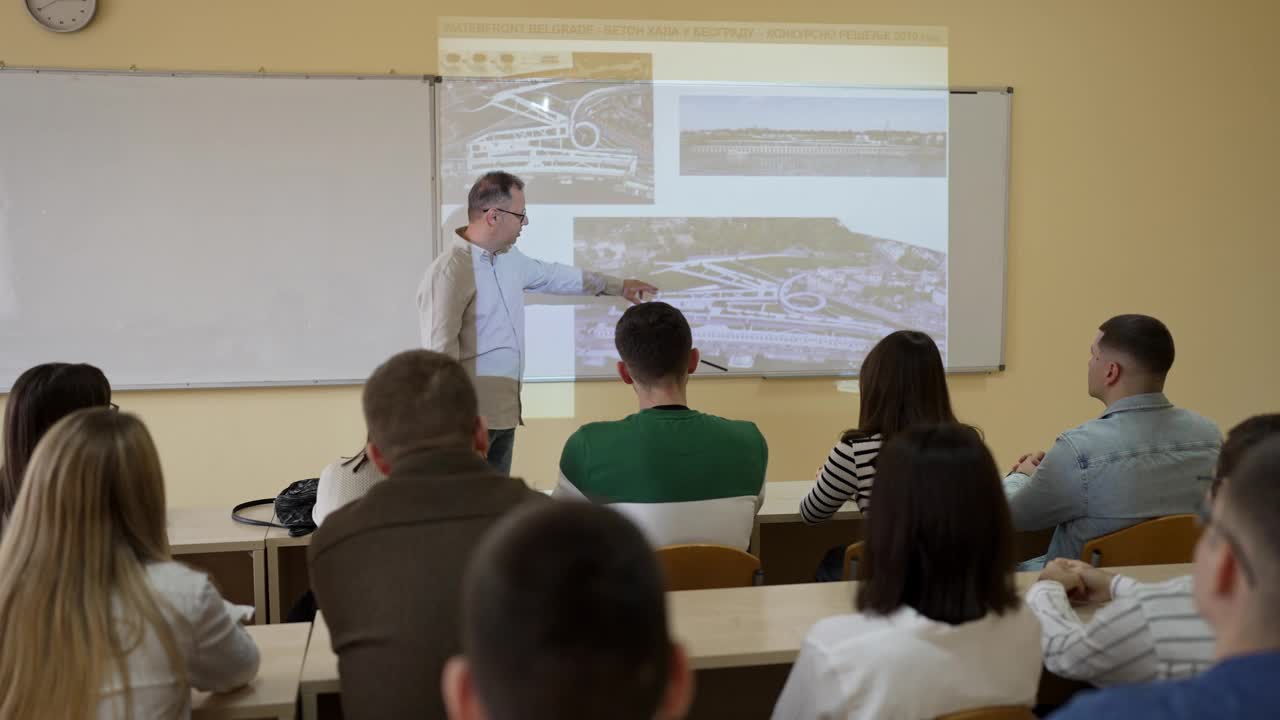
[1081,514,1201,567]
[841,541,865,581]
[656,544,762,591]
[936,706,1036,720]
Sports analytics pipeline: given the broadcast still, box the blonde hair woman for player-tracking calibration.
[0,408,260,719]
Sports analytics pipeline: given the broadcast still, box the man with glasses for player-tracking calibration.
[418,171,657,474]
[1052,433,1280,719]
[1026,414,1280,688]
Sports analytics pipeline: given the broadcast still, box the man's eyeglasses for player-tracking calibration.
[1196,495,1257,586]
[485,207,529,225]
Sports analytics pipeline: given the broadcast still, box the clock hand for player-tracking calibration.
[36,0,67,11]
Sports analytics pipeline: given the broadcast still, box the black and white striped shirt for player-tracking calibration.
[1027,574,1214,687]
[800,434,881,524]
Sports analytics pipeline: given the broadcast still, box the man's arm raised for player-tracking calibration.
[520,252,656,303]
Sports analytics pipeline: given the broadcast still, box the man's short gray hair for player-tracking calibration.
[468,172,525,222]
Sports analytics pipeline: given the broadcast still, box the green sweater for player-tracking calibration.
[555,407,768,549]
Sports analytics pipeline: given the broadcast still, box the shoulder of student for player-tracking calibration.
[836,432,882,451]
[1060,404,1221,448]
[309,472,539,557]
[695,412,768,443]
[146,560,223,614]
[1052,683,1180,720]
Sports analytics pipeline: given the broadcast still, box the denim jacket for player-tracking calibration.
[1003,393,1221,564]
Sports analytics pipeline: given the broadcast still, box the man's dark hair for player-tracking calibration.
[614,302,693,385]
[1213,414,1280,497]
[1097,314,1176,377]
[844,330,957,444]
[460,502,672,720]
[1,363,111,523]
[1220,436,1280,602]
[857,423,1019,625]
[467,172,525,222]
[361,350,477,462]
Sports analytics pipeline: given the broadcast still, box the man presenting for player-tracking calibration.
[419,171,657,474]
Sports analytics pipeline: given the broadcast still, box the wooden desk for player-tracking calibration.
[300,612,339,720]
[752,480,862,584]
[169,507,271,624]
[750,481,1055,584]
[192,622,312,720]
[673,563,1190,718]
[265,525,313,624]
[757,480,861,525]
[297,566,1190,720]
[671,563,1192,670]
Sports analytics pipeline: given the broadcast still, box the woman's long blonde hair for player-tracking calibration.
[0,408,187,719]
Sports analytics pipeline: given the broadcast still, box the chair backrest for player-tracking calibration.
[936,705,1036,720]
[1082,514,1202,567]
[656,544,762,591]
[842,541,865,581]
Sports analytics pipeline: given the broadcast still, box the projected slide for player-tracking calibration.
[438,18,949,378]
[680,96,946,177]
[574,218,945,373]
[439,53,655,204]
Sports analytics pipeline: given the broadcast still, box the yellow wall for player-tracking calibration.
[2,1,1278,508]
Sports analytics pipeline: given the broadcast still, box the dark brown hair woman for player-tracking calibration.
[801,330,957,525]
[773,424,1041,719]
[1,363,112,530]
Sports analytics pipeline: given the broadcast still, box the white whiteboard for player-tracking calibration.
[947,89,1012,371]
[0,71,434,390]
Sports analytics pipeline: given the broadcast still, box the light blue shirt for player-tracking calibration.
[418,231,621,428]
[1004,392,1220,565]
[463,238,619,380]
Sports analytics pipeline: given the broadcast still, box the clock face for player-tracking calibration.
[25,0,97,32]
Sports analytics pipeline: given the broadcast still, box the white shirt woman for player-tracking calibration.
[772,605,1041,720]
[0,408,261,720]
[100,562,260,718]
[775,423,1043,720]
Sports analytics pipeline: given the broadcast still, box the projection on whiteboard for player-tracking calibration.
[439,53,655,204]
[438,18,948,379]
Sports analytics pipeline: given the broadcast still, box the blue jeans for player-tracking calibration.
[1018,554,1048,572]
[487,428,515,476]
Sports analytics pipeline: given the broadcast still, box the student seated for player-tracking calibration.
[442,502,693,720]
[1,362,112,533]
[1052,436,1280,719]
[308,350,545,720]
[553,302,767,550]
[312,441,384,526]
[1027,414,1280,687]
[800,329,957,523]
[1004,314,1220,567]
[0,408,259,718]
[772,424,1042,720]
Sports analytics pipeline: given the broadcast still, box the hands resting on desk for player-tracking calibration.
[1038,558,1117,605]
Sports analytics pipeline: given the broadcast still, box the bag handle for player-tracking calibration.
[231,498,289,529]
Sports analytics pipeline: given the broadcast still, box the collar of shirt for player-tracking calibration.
[455,226,510,260]
[1102,392,1173,418]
